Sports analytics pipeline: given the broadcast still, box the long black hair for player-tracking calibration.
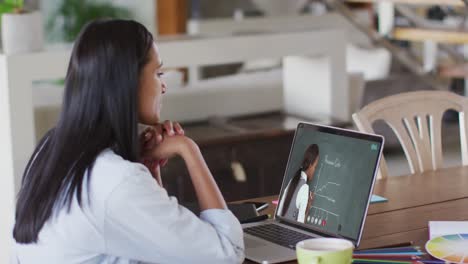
[280,144,319,216]
[13,19,154,243]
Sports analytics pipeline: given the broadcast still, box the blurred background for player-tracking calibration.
[1,0,467,209]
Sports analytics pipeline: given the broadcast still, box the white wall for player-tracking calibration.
[112,0,156,36]
[0,55,17,264]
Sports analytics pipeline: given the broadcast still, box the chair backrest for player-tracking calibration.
[352,91,468,179]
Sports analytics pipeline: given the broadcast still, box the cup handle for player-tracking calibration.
[309,256,320,264]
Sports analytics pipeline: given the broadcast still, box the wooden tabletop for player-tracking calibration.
[242,166,468,263]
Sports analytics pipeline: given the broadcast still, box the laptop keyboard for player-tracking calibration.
[244,223,314,249]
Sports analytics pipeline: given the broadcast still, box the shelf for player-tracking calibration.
[346,0,464,6]
[393,27,468,44]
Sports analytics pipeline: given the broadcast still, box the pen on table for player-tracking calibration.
[354,247,422,254]
[354,251,424,257]
[366,241,414,250]
[242,214,269,224]
[353,255,422,261]
[354,260,445,264]
[413,261,448,264]
[353,259,447,264]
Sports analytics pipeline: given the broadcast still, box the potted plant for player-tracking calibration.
[47,0,132,43]
[1,0,44,54]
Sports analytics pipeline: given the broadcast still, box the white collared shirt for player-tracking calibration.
[295,171,310,223]
[12,149,244,264]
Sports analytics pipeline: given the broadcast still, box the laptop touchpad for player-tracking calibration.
[245,236,269,249]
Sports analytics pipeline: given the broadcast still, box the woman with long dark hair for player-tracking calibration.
[12,20,244,263]
[277,144,319,223]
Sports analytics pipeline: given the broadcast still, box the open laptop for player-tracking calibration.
[243,122,384,263]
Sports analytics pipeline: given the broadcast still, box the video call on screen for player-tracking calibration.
[278,127,381,241]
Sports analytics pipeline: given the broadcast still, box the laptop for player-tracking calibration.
[243,122,384,263]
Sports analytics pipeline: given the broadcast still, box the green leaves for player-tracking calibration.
[3,0,23,6]
[0,3,16,15]
[0,0,24,13]
[47,0,132,42]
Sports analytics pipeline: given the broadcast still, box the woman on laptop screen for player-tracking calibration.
[278,144,320,223]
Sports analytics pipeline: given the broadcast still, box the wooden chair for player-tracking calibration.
[352,91,468,179]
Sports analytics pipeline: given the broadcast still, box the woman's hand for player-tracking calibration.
[140,120,185,183]
[141,122,226,211]
[141,120,184,152]
[148,135,197,160]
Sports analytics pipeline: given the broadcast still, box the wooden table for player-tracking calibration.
[242,166,468,263]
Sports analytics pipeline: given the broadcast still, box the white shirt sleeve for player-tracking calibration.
[296,184,309,223]
[103,166,245,264]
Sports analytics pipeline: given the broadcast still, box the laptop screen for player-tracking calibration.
[275,123,383,244]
